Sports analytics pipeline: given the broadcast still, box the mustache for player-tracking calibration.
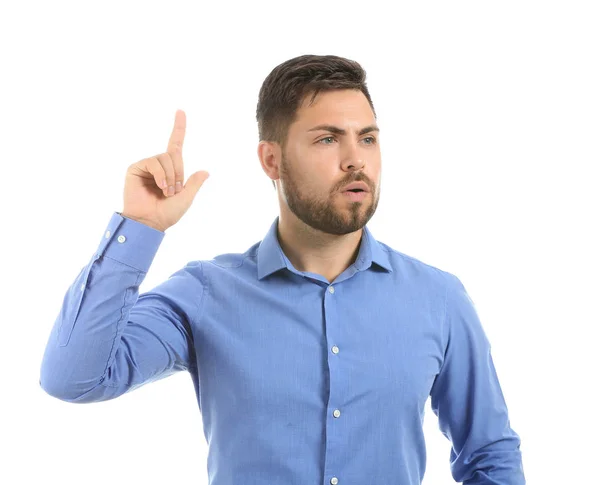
[338,176,371,190]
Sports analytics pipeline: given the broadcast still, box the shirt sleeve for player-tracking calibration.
[39,212,205,403]
[429,273,526,484]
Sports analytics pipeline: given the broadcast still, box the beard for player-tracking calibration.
[279,152,379,236]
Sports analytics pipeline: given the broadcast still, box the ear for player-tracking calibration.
[257,141,281,185]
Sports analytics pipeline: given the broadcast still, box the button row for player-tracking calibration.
[330,342,340,484]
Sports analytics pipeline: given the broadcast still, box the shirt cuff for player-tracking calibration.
[94,212,165,273]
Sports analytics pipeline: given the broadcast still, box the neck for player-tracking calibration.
[276,212,363,283]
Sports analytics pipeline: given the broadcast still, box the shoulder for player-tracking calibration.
[377,240,461,291]
[184,241,262,282]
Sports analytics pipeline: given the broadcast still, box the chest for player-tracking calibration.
[194,285,444,416]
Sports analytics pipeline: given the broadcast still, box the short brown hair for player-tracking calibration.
[256,54,377,189]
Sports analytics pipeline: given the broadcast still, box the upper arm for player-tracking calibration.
[429,273,524,483]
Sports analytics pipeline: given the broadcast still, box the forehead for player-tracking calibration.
[293,89,375,129]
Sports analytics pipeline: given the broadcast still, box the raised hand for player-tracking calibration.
[121,110,210,232]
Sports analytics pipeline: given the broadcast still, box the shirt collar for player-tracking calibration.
[257,216,393,280]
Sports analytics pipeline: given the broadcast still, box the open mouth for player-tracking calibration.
[342,190,368,201]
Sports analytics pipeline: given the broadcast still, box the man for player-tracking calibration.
[40,54,526,484]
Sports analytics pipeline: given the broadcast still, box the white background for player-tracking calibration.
[1,1,598,483]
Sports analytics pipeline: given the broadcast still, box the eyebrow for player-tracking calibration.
[307,124,380,136]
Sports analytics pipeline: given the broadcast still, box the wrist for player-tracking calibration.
[119,212,166,232]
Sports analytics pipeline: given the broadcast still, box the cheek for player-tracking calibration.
[288,148,337,192]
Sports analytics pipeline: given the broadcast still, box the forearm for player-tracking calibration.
[42,256,146,401]
[39,213,164,402]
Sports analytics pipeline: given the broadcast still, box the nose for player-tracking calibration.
[341,140,366,172]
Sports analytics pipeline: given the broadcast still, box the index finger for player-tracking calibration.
[168,109,186,155]
[167,109,186,190]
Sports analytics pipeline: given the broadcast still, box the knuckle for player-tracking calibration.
[157,154,175,173]
[151,157,163,170]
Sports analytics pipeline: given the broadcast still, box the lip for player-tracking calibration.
[342,190,369,202]
[341,181,370,192]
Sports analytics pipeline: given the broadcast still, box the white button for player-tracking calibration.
[333,409,341,418]
[104,230,111,239]
[80,283,85,291]
[332,345,339,354]
[328,286,335,294]
[117,235,126,243]
[330,478,339,485]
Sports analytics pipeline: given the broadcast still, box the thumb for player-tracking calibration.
[182,170,210,203]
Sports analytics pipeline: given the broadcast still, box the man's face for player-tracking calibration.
[278,89,381,236]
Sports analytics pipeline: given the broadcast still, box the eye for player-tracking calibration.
[317,135,378,145]
[318,136,336,144]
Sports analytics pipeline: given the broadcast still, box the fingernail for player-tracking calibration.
[168,185,175,196]
[175,181,182,193]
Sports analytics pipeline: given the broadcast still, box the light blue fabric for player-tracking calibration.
[40,212,525,484]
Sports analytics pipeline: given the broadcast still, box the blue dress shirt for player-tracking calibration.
[40,212,525,484]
